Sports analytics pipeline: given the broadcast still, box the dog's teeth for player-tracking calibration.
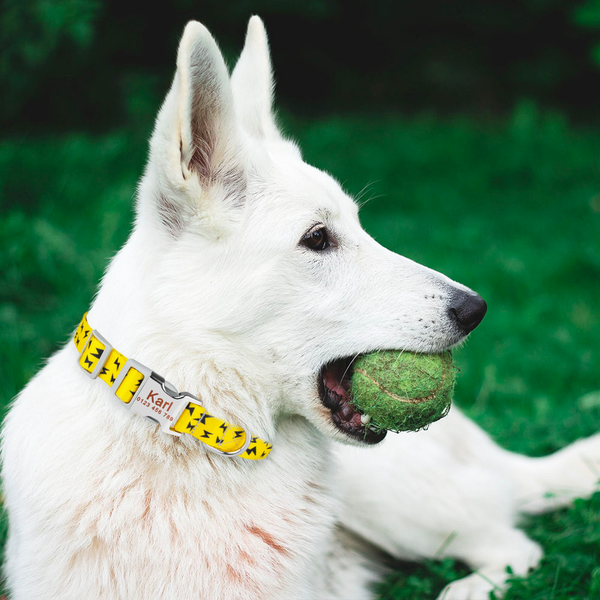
[360,414,371,424]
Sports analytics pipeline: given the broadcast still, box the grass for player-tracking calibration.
[1,103,600,598]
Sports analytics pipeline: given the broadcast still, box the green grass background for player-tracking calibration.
[1,104,600,598]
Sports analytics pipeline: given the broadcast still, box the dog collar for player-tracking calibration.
[73,313,272,460]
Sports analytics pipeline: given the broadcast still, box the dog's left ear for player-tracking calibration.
[230,16,281,140]
[143,21,245,235]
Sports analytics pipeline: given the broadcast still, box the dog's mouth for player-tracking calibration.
[318,358,387,444]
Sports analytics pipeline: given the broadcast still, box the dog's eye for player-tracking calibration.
[301,226,330,251]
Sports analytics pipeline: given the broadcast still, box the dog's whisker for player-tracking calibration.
[354,181,379,205]
[357,191,386,209]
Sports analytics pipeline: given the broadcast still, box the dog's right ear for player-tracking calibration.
[143,21,245,235]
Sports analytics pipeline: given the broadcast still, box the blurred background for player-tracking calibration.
[1,1,600,598]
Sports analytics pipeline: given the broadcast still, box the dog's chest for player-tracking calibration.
[5,390,338,600]
[86,427,336,598]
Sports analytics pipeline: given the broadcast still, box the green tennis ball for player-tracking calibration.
[350,350,456,433]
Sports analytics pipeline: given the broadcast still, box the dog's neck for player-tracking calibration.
[85,232,279,445]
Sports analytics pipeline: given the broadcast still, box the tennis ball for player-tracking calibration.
[350,350,456,433]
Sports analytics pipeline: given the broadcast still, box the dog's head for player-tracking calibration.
[133,18,486,446]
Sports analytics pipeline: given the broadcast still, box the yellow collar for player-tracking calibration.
[73,313,272,460]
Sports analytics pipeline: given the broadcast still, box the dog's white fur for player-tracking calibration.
[3,17,600,600]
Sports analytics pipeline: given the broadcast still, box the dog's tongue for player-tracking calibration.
[323,368,349,397]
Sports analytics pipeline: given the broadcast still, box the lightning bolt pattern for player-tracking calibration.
[76,316,142,404]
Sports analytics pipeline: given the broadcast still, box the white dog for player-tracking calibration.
[2,17,599,600]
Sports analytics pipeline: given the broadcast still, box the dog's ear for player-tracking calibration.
[176,22,243,183]
[144,21,245,235]
[230,16,281,140]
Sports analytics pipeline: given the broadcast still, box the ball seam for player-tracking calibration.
[353,362,448,404]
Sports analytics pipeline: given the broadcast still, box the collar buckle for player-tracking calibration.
[115,360,187,437]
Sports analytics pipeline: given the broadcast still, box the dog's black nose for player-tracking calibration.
[447,290,487,333]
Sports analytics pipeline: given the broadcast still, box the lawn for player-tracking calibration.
[1,105,599,598]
